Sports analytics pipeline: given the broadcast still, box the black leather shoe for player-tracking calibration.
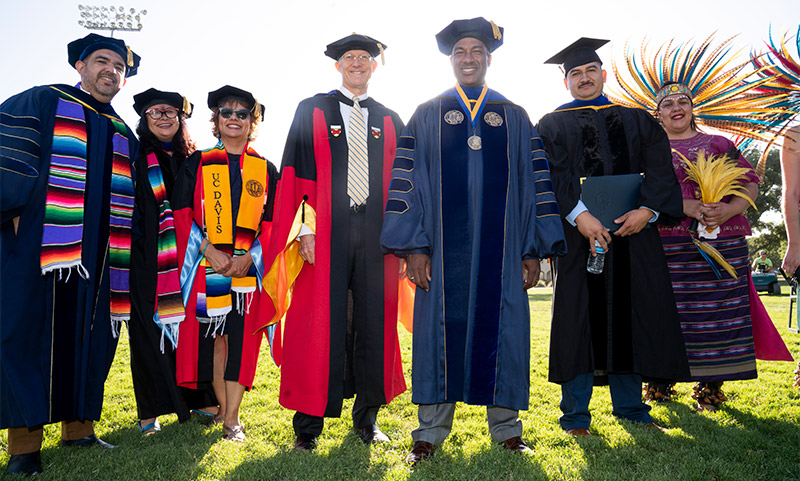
[293,435,317,451]
[357,424,390,444]
[7,451,42,476]
[61,434,116,449]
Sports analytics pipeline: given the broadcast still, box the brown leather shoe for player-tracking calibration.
[404,441,435,466]
[357,424,390,444]
[500,436,531,453]
[566,428,591,437]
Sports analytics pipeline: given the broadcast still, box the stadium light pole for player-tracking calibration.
[77,4,147,36]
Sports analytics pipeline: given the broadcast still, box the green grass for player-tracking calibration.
[2,289,799,480]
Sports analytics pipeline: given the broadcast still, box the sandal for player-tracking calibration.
[138,419,161,436]
[222,424,246,442]
[191,409,223,426]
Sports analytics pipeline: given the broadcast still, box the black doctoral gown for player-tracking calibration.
[537,97,691,385]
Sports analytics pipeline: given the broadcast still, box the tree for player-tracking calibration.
[742,147,787,267]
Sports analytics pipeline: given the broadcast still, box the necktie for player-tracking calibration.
[347,97,369,205]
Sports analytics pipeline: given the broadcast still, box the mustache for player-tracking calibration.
[579,81,594,88]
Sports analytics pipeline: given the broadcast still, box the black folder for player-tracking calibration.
[580,173,643,232]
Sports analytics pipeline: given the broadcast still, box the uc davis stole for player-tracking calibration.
[199,143,267,319]
[440,95,508,404]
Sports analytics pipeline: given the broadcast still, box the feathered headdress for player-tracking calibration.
[749,26,800,175]
[751,26,800,106]
[608,34,789,143]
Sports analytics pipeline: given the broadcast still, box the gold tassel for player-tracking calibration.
[692,238,737,279]
[126,46,134,67]
[490,20,501,40]
[182,96,192,117]
[377,42,385,65]
[252,101,262,121]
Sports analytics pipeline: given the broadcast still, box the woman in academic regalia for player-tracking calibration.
[172,86,278,442]
[130,88,218,434]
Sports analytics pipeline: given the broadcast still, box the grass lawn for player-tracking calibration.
[2,288,798,480]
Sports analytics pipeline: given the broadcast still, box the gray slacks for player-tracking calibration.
[411,403,522,445]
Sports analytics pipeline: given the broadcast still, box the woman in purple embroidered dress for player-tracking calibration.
[644,83,759,411]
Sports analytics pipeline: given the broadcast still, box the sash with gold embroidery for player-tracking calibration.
[195,142,267,325]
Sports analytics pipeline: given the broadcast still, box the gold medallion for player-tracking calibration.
[483,111,503,127]
[468,135,482,150]
[444,110,464,125]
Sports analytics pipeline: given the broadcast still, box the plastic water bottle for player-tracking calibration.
[586,240,605,274]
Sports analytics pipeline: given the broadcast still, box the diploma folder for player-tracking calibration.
[580,173,643,232]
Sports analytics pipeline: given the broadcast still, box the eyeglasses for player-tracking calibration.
[219,108,251,120]
[145,108,179,120]
[340,54,373,64]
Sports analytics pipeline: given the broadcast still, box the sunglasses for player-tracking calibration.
[219,108,251,120]
[145,108,179,120]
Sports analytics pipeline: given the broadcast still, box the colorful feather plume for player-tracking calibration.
[674,149,756,279]
[608,34,790,143]
[691,237,737,279]
[676,149,757,209]
[749,26,800,177]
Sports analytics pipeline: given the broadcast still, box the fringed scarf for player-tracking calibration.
[195,142,266,330]
[41,88,134,332]
[146,152,185,349]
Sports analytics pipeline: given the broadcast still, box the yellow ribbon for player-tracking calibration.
[454,83,489,124]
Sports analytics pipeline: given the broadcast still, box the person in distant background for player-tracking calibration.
[752,250,774,273]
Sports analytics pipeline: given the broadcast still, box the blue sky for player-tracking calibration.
[1,0,796,163]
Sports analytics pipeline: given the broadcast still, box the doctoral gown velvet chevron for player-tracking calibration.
[537,97,691,386]
[381,87,567,411]
[0,85,135,428]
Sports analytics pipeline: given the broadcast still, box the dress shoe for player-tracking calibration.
[500,436,531,453]
[404,440,435,466]
[61,434,116,449]
[294,436,317,451]
[356,424,390,444]
[6,451,42,477]
[566,428,591,437]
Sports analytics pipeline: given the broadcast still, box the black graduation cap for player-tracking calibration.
[435,17,504,55]
[67,33,140,78]
[544,37,609,75]
[207,85,264,121]
[324,34,387,62]
[133,88,193,118]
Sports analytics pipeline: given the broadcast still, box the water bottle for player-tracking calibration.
[586,240,605,274]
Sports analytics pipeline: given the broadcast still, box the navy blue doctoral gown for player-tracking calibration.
[380,87,566,410]
[0,84,136,428]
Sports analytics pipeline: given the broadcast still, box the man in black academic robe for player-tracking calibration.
[0,34,140,476]
[263,34,406,451]
[536,38,690,436]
